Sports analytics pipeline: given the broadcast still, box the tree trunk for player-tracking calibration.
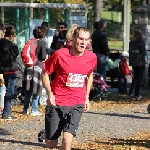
[1,0,4,24]
[95,0,103,22]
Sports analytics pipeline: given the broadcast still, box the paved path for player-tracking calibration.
[0,101,150,149]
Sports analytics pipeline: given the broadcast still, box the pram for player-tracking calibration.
[89,72,111,101]
[12,58,48,106]
[106,50,120,88]
[11,58,25,105]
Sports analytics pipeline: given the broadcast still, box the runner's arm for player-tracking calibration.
[84,72,93,112]
[41,69,56,106]
[86,72,93,99]
[41,69,51,94]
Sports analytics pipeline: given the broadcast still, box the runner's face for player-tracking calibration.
[73,30,90,54]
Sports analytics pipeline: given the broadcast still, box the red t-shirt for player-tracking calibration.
[43,48,97,106]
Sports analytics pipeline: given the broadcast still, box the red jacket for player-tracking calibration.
[119,59,131,76]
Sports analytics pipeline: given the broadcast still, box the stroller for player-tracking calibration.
[89,72,111,101]
[12,58,47,106]
[11,58,25,105]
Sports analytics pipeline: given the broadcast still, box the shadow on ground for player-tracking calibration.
[86,111,150,120]
[0,138,46,148]
[95,138,150,148]
[0,128,11,136]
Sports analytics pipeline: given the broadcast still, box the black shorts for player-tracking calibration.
[45,104,84,140]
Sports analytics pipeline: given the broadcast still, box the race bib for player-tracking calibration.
[66,73,87,87]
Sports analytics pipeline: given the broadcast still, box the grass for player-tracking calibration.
[108,41,123,50]
[101,11,132,23]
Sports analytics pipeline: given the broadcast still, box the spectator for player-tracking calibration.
[128,27,146,100]
[50,22,67,51]
[41,21,50,55]
[22,26,47,116]
[0,25,19,120]
[118,51,132,94]
[38,27,97,149]
[55,30,67,50]
[92,19,110,81]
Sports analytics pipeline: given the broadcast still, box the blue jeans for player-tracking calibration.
[23,90,39,112]
[0,85,5,108]
[96,53,108,81]
[2,74,16,116]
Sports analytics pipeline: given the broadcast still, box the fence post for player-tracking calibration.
[24,8,29,42]
[16,8,20,52]
[45,8,49,22]
[64,9,69,26]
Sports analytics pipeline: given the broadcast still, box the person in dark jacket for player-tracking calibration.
[0,25,19,120]
[128,27,146,100]
[92,19,110,81]
[50,22,67,51]
[22,26,47,116]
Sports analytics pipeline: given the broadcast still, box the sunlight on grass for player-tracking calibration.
[108,41,123,50]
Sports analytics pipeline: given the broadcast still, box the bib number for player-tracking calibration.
[66,73,87,88]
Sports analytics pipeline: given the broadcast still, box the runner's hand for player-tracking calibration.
[84,97,90,112]
[47,92,56,106]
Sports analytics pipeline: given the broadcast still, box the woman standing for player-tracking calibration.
[128,27,146,100]
[22,26,47,115]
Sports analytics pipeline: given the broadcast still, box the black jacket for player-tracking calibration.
[0,38,19,73]
[129,39,146,67]
[50,35,58,50]
[91,29,110,56]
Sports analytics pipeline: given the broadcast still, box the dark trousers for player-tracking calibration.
[118,75,127,94]
[129,66,145,96]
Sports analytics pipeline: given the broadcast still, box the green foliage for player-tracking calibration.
[104,0,145,11]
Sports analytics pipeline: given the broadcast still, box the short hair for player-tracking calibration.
[93,22,99,29]
[1,23,10,31]
[33,26,45,39]
[66,24,78,41]
[41,22,49,27]
[134,27,142,39]
[73,27,91,38]
[58,22,67,28]
[4,25,16,37]
[98,19,107,29]
[41,22,50,35]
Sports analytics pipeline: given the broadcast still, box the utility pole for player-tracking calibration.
[123,0,131,52]
[126,0,131,51]
[30,0,33,18]
[123,0,127,52]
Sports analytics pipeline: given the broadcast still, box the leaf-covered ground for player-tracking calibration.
[0,92,150,150]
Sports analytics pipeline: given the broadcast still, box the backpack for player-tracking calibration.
[21,38,37,67]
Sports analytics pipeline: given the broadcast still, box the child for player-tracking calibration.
[94,74,110,91]
[118,51,132,94]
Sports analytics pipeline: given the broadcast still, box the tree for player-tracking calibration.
[94,0,103,21]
